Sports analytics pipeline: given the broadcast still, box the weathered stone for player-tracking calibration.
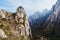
[0,9,6,19]
[0,6,31,40]
[0,29,8,38]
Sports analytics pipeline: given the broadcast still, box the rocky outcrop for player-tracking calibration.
[15,6,31,40]
[0,6,31,40]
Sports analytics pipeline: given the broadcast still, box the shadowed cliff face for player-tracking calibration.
[0,6,31,40]
[29,0,60,40]
[44,0,60,36]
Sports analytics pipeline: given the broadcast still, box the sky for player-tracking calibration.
[0,0,57,16]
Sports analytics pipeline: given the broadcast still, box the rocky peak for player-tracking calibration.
[0,6,31,40]
[17,6,24,11]
[15,6,31,36]
[16,6,25,19]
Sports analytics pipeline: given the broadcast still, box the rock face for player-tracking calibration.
[0,6,31,40]
[0,29,8,38]
[43,0,60,36]
[40,1,60,40]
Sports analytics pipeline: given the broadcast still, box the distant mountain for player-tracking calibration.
[29,11,42,28]
[29,9,48,21]
[29,9,50,28]
[29,9,52,40]
[29,0,60,40]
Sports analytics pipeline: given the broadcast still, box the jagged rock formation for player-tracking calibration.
[0,6,31,40]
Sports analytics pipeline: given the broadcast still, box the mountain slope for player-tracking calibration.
[43,0,60,36]
[29,0,60,40]
[29,10,52,40]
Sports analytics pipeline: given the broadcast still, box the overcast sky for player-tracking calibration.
[0,0,57,16]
